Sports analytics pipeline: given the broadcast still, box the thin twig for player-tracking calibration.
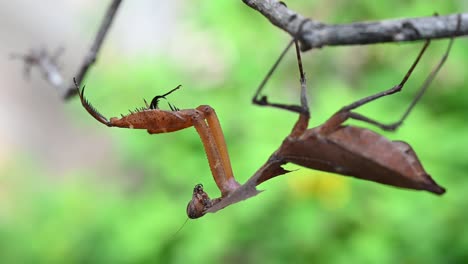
[13,0,122,100]
[65,0,122,99]
[242,0,467,50]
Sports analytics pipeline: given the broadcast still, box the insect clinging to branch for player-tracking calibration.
[187,17,459,217]
[76,15,459,219]
[251,38,451,193]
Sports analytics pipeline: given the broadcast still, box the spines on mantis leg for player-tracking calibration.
[74,78,111,126]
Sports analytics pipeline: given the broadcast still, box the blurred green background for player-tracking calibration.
[1,1,467,263]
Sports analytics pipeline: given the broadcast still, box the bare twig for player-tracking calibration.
[66,0,122,99]
[13,0,122,100]
[242,0,467,50]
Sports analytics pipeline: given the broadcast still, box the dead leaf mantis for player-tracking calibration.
[187,18,459,217]
[76,16,458,219]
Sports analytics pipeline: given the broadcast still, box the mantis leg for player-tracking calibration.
[340,40,431,114]
[329,33,454,133]
[349,38,455,131]
[253,20,310,116]
[196,105,235,186]
[252,38,311,138]
[191,110,240,197]
[252,39,302,113]
[318,39,432,134]
[322,13,461,133]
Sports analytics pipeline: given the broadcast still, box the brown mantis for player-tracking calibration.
[187,20,459,217]
[76,17,458,219]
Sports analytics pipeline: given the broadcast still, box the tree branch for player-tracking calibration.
[65,0,122,99]
[243,0,467,50]
[13,0,122,100]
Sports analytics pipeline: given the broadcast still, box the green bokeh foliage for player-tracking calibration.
[1,1,467,263]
